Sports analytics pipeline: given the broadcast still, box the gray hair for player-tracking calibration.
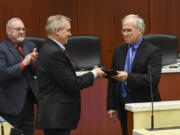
[122,14,145,34]
[45,15,71,35]
[6,18,22,29]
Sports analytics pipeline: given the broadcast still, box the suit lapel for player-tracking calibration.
[6,39,22,61]
[117,45,128,71]
[122,46,128,70]
[131,40,145,71]
[23,42,29,57]
[47,39,74,68]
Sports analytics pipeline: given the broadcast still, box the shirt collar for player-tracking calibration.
[128,38,143,49]
[50,38,65,51]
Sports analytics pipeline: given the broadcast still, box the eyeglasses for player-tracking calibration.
[11,27,26,32]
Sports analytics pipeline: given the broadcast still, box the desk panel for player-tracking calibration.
[159,73,180,101]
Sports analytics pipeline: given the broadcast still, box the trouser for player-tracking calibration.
[118,102,127,135]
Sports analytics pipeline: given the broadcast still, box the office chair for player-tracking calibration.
[144,34,179,65]
[25,36,47,51]
[66,35,105,71]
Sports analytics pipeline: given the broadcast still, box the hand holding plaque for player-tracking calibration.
[103,69,117,78]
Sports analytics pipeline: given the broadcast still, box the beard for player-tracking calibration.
[15,36,25,43]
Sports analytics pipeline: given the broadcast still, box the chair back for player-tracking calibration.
[25,36,47,51]
[144,34,179,65]
[66,35,105,71]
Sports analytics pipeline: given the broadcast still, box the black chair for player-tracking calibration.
[25,36,47,51]
[66,35,105,71]
[144,34,179,65]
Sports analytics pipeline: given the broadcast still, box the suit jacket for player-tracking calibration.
[36,39,95,129]
[0,38,38,115]
[107,38,162,111]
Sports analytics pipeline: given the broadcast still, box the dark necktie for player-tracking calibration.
[17,44,24,59]
[64,50,69,58]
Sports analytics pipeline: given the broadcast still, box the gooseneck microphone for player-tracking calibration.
[148,65,154,130]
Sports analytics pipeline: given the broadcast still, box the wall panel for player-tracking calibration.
[0,0,40,40]
[39,0,78,37]
[114,0,150,46]
[71,79,121,135]
[150,0,180,38]
[159,73,180,101]
[77,0,115,68]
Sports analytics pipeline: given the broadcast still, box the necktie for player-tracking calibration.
[17,44,24,59]
[121,47,133,97]
[64,50,69,58]
[127,47,133,72]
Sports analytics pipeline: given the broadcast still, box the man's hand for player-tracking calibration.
[92,66,106,78]
[111,71,128,82]
[22,54,32,66]
[30,48,38,65]
[108,110,118,122]
[22,48,38,66]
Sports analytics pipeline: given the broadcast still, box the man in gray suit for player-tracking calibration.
[36,15,105,135]
[0,18,38,135]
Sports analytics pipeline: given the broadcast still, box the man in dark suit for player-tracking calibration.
[107,14,162,135]
[36,15,105,135]
[0,18,38,135]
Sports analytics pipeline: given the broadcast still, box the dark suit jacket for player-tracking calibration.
[0,38,38,115]
[36,39,95,129]
[107,38,162,111]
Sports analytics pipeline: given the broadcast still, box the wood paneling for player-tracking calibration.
[77,0,115,68]
[0,0,39,40]
[39,0,78,37]
[114,0,150,45]
[150,0,180,36]
[159,73,180,101]
[71,79,121,135]
[149,0,180,52]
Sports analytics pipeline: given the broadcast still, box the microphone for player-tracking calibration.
[148,65,154,130]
